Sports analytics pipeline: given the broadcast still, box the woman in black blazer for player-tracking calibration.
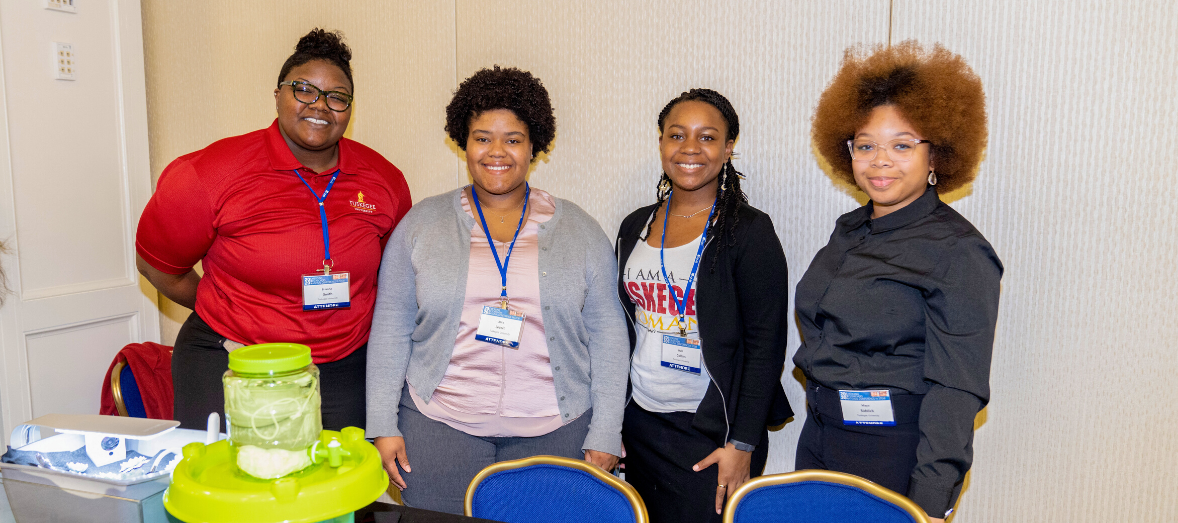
[615,88,792,523]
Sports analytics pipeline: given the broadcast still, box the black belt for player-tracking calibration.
[805,381,924,425]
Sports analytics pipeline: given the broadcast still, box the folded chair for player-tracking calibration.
[723,469,931,523]
[465,455,648,523]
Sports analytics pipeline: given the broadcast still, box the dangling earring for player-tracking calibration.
[928,169,937,186]
[657,176,671,200]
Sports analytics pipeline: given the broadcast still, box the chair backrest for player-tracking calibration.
[464,455,648,523]
[723,469,931,523]
[103,342,173,419]
[111,360,147,418]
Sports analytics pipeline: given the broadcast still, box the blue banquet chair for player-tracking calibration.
[723,469,931,523]
[464,455,648,523]
[110,358,147,417]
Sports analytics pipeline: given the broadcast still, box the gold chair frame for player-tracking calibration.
[464,454,649,522]
[722,469,931,523]
[110,359,129,417]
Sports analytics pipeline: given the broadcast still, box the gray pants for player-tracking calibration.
[397,390,591,514]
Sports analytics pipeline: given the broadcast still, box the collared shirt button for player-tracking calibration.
[544,306,550,310]
[540,224,545,229]
[554,366,560,371]
[542,272,547,276]
[541,247,548,251]
[549,336,555,341]
[564,413,569,418]
[560,396,565,401]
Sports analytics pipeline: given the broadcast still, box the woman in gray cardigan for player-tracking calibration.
[365,66,629,514]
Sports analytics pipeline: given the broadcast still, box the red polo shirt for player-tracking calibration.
[137,120,411,363]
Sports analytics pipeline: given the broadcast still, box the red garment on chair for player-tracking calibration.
[99,342,174,419]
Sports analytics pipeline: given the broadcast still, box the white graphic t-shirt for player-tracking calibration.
[622,234,711,413]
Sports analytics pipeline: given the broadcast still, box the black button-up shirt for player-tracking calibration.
[794,186,1003,516]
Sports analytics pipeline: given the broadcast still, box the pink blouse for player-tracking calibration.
[409,188,565,437]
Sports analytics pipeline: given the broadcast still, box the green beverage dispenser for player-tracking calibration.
[163,343,389,523]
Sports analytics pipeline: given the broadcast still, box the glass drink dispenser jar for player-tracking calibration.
[223,343,322,479]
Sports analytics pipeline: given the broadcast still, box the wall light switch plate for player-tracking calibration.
[54,42,76,80]
[45,0,77,13]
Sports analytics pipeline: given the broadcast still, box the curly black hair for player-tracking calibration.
[812,41,987,192]
[445,66,556,158]
[277,28,353,90]
[645,88,748,272]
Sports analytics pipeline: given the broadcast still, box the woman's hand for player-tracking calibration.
[693,443,752,515]
[584,449,620,472]
[374,436,412,490]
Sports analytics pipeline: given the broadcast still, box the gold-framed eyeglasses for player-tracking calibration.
[846,138,932,162]
[278,80,353,112]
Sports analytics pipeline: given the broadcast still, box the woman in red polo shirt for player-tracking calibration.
[135,29,411,431]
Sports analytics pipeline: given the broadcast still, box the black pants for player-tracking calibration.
[172,312,367,432]
[622,402,769,523]
[793,382,921,496]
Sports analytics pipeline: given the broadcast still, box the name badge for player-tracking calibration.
[475,306,525,348]
[660,335,701,375]
[838,390,896,426]
[302,272,351,310]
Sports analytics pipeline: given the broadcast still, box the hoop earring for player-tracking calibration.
[928,170,937,186]
[657,176,671,200]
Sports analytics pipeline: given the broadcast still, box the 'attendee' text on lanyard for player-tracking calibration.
[296,169,351,311]
[472,184,530,348]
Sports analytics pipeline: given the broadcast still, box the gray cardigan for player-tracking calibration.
[365,188,629,455]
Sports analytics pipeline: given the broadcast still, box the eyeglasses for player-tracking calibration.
[278,81,353,112]
[846,138,932,162]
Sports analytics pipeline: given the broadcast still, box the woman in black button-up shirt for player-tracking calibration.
[794,41,1003,522]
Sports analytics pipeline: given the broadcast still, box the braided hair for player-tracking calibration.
[642,89,748,272]
[277,28,353,90]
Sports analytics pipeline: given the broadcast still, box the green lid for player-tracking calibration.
[228,343,312,375]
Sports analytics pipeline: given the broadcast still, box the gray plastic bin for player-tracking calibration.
[1,415,215,523]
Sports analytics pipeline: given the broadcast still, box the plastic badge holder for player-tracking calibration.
[1,414,214,523]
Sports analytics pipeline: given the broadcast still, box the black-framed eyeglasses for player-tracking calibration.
[278,80,353,112]
[846,138,933,162]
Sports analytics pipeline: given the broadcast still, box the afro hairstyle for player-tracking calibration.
[811,40,987,193]
[445,66,556,159]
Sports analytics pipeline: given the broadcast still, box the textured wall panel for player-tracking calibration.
[455,0,890,475]
[141,1,457,342]
[892,1,1178,520]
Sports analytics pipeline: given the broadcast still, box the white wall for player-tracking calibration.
[140,1,1178,520]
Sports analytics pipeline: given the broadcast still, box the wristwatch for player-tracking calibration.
[729,439,755,452]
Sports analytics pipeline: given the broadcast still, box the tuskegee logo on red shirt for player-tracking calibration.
[350,191,376,213]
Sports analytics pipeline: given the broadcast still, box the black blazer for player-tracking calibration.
[616,201,793,447]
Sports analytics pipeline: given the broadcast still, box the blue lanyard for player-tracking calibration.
[471,184,530,309]
[295,169,341,273]
[660,189,717,337]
